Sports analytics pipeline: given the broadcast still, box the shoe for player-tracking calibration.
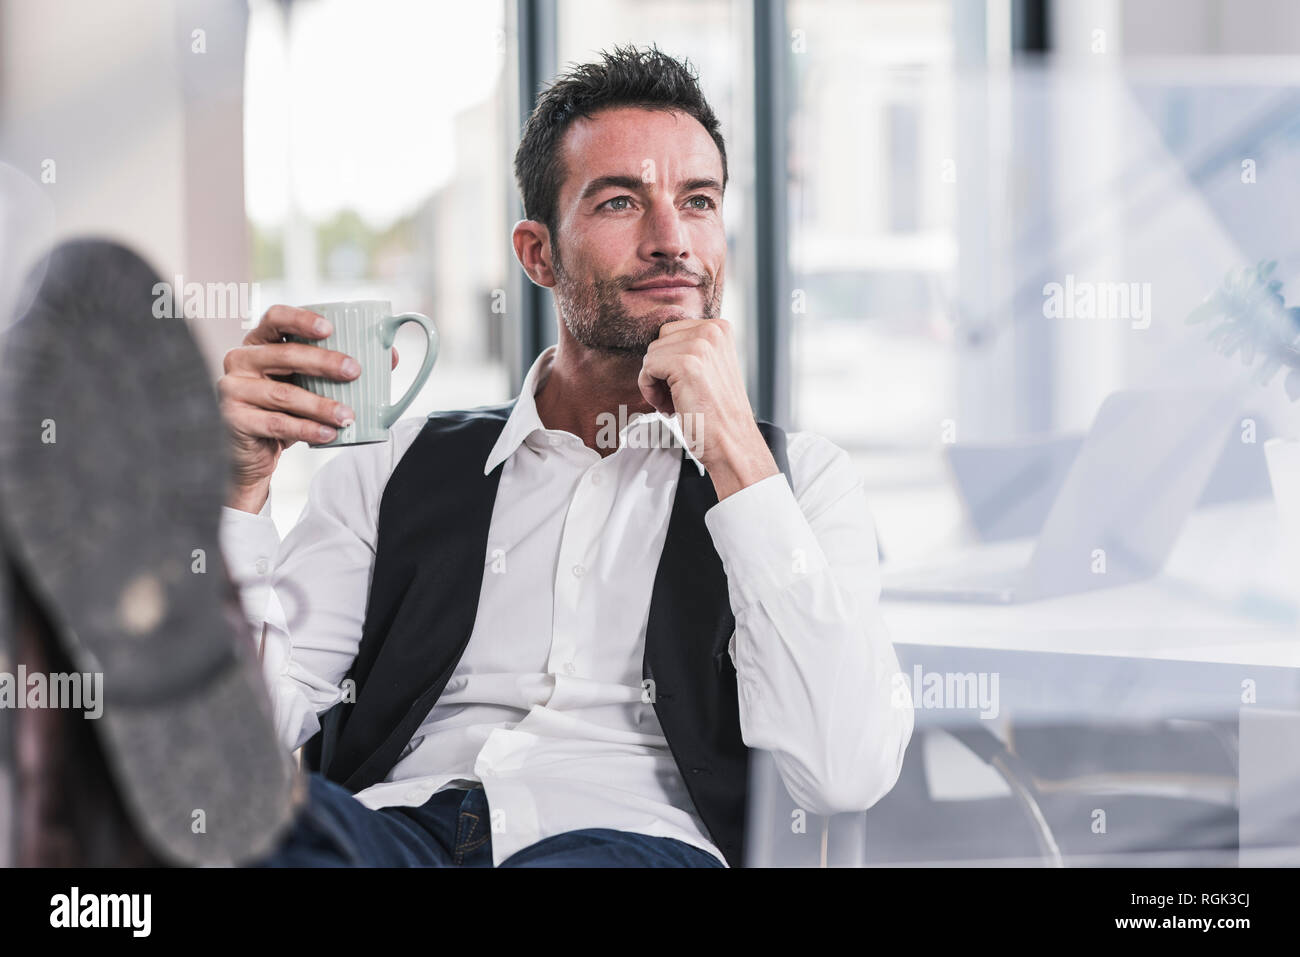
[0,238,298,866]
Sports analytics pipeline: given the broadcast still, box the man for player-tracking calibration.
[214,44,912,868]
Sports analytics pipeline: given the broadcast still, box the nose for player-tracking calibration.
[637,197,691,264]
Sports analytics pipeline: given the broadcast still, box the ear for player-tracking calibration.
[512,220,556,288]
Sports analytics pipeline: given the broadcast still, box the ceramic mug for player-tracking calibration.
[288,300,438,447]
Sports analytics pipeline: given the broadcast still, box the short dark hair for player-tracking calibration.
[513,43,728,246]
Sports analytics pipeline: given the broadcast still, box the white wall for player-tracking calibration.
[0,0,249,373]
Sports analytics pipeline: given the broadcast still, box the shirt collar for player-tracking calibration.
[483,344,706,477]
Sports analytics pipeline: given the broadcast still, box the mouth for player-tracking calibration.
[626,280,700,294]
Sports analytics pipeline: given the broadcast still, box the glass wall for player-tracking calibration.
[786,0,959,562]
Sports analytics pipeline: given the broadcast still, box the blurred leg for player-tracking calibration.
[0,239,294,866]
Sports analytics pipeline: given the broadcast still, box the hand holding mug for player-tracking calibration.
[217,302,434,512]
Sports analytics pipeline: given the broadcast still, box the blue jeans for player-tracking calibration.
[254,771,726,868]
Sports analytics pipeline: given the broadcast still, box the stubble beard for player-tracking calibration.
[552,246,722,358]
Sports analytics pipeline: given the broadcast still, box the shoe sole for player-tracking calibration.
[0,240,296,866]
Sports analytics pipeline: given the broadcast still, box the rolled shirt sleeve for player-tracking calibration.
[703,433,914,816]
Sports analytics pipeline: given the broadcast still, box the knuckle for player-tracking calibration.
[265,413,291,439]
[267,381,293,406]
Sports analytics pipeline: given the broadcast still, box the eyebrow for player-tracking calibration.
[579,174,724,202]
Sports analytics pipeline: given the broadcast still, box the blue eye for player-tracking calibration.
[688,195,716,210]
[602,196,633,211]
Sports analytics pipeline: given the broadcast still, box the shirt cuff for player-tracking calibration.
[220,503,278,570]
[219,499,281,634]
[703,471,829,613]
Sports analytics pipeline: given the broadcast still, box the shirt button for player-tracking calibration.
[254,558,269,576]
[589,471,602,486]
[564,661,576,675]
[571,563,584,578]
[549,434,563,447]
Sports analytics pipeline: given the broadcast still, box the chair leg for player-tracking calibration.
[947,726,1064,867]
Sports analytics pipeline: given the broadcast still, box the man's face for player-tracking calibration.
[549,106,726,357]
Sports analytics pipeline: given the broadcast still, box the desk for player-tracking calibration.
[882,499,1297,669]
[881,499,1299,720]
[874,499,1300,863]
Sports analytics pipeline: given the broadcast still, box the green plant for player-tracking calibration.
[1187,260,1300,400]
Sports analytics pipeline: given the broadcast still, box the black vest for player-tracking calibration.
[302,401,791,868]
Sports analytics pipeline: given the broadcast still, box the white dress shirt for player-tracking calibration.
[219,344,913,867]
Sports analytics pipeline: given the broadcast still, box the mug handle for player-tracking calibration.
[378,312,439,429]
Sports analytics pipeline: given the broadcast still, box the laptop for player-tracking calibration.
[881,389,1236,604]
[947,434,1083,543]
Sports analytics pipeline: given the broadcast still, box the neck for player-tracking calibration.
[533,339,657,457]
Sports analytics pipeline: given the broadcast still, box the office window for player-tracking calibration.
[244,0,514,530]
[786,0,958,560]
